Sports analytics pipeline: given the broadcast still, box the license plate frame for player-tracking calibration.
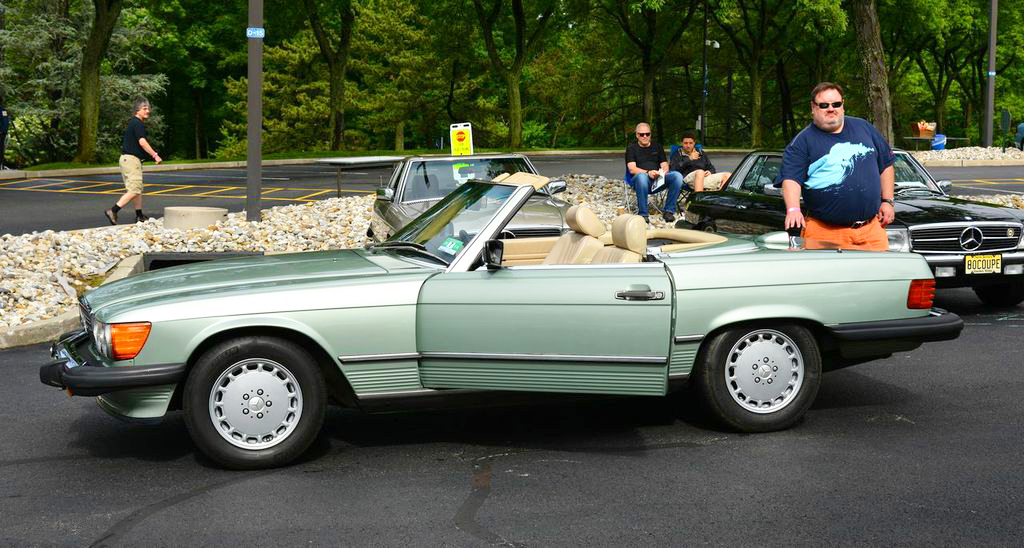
[965,254,1002,274]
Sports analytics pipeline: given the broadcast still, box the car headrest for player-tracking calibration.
[610,214,647,254]
[566,205,606,238]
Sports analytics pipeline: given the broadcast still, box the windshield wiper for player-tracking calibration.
[895,186,943,196]
[367,241,450,265]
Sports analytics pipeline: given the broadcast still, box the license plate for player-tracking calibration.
[965,254,1002,274]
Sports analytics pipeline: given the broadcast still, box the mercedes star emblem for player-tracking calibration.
[959,226,984,251]
[1008,228,1016,238]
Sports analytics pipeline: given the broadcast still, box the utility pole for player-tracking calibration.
[246,0,264,221]
[700,0,708,144]
[983,0,998,147]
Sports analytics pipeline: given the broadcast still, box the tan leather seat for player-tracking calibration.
[542,205,606,265]
[592,214,647,264]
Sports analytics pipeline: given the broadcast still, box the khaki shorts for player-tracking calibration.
[119,154,144,194]
[683,170,729,191]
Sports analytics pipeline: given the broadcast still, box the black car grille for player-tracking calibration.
[79,300,93,333]
[910,222,1023,253]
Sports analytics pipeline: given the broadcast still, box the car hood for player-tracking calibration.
[894,195,1024,225]
[84,250,388,317]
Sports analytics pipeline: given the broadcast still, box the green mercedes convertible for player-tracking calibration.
[40,172,963,469]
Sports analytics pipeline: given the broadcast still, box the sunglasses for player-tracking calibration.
[815,101,844,109]
[636,132,651,136]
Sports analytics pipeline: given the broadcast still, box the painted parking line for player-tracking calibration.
[193,186,239,196]
[296,189,334,200]
[954,184,1024,195]
[147,184,198,195]
[59,182,120,192]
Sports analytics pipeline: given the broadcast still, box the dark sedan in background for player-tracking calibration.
[681,150,1024,306]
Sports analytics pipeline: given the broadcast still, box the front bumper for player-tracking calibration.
[38,329,185,397]
[827,308,963,343]
[921,251,1024,287]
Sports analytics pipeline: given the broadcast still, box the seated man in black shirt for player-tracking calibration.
[669,131,731,192]
[625,122,685,223]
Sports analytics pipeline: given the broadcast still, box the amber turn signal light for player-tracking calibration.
[907,279,936,309]
[111,322,152,360]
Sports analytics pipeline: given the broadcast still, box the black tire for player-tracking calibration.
[183,336,327,469]
[697,221,718,233]
[696,323,822,432]
[973,283,1024,307]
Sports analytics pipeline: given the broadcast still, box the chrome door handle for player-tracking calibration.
[736,204,747,209]
[615,285,665,301]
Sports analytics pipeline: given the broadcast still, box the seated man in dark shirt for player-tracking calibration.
[625,122,684,223]
[669,131,731,192]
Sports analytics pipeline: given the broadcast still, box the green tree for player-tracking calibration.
[303,0,354,150]
[74,0,124,163]
[472,0,557,148]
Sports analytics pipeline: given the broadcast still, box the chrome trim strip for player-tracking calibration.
[923,251,1024,261]
[508,262,666,271]
[674,335,704,343]
[420,351,666,364]
[338,352,421,364]
[908,221,1023,231]
[357,388,438,399]
[668,373,691,380]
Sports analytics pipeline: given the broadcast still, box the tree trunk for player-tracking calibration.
[641,62,655,127]
[726,72,734,145]
[653,76,663,144]
[74,0,124,164]
[851,0,894,143]
[777,60,794,142]
[507,71,523,148]
[193,89,205,159]
[327,61,347,150]
[395,120,405,151]
[750,68,764,148]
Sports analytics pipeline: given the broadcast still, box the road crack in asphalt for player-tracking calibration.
[88,470,275,548]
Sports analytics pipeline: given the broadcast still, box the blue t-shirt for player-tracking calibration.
[781,116,894,225]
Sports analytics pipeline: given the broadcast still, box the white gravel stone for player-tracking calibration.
[912,146,1024,162]
[1,175,1020,331]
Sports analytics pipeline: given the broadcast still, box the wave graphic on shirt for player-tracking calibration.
[804,142,873,190]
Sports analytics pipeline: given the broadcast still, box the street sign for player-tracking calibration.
[246,27,265,39]
[450,122,473,156]
[1000,108,1011,134]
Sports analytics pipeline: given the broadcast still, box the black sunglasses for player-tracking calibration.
[815,101,844,109]
[636,132,651,136]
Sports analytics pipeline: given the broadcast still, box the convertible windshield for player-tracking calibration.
[383,181,518,263]
[893,153,942,194]
[403,158,532,202]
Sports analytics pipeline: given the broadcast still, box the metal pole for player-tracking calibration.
[983,0,997,147]
[246,0,263,222]
[700,0,708,143]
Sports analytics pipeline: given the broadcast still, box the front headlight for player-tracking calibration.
[92,321,112,357]
[887,227,910,253]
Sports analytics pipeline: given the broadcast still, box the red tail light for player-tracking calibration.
[907,279,936,309]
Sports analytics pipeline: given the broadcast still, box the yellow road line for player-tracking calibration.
[59,182,118,192]
[148,185,198,195]
[261,188,283,195]
[296,189,333,200]
[22,180,74,189]
[193,186,239,196]
[0,186,373,200]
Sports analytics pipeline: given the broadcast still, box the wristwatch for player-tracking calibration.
[881,198,895,206]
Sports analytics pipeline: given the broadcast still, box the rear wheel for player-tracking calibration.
[696,323,821,432]
[973,282,1024,307]
[184,336,326,469]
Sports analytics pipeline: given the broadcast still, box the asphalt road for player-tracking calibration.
[1,288,1022,545]
[1,153,1022,235]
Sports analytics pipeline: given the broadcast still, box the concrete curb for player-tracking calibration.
[0,254,144,349]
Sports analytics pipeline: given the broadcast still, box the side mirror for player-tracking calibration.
[483,239,504,270]
[375,187,394,201]
[937,180,952,191]
[762,183,782,197]
[544,179,567,195]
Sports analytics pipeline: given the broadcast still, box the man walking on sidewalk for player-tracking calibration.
[106,98,161,225]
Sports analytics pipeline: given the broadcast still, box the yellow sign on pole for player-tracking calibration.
[450,122,473,156]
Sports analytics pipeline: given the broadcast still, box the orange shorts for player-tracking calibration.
[802,217,888,251]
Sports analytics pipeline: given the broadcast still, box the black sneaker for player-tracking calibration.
[136,213,149,222]
[663,211,675,223]
[104,209,118,225]
[642,215,650,224]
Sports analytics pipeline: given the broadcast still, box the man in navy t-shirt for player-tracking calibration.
[781,82,895,251]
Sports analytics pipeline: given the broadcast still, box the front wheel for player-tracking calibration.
[696,323,821,432]
[973,282,1024,307]
[184,336,327,469]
